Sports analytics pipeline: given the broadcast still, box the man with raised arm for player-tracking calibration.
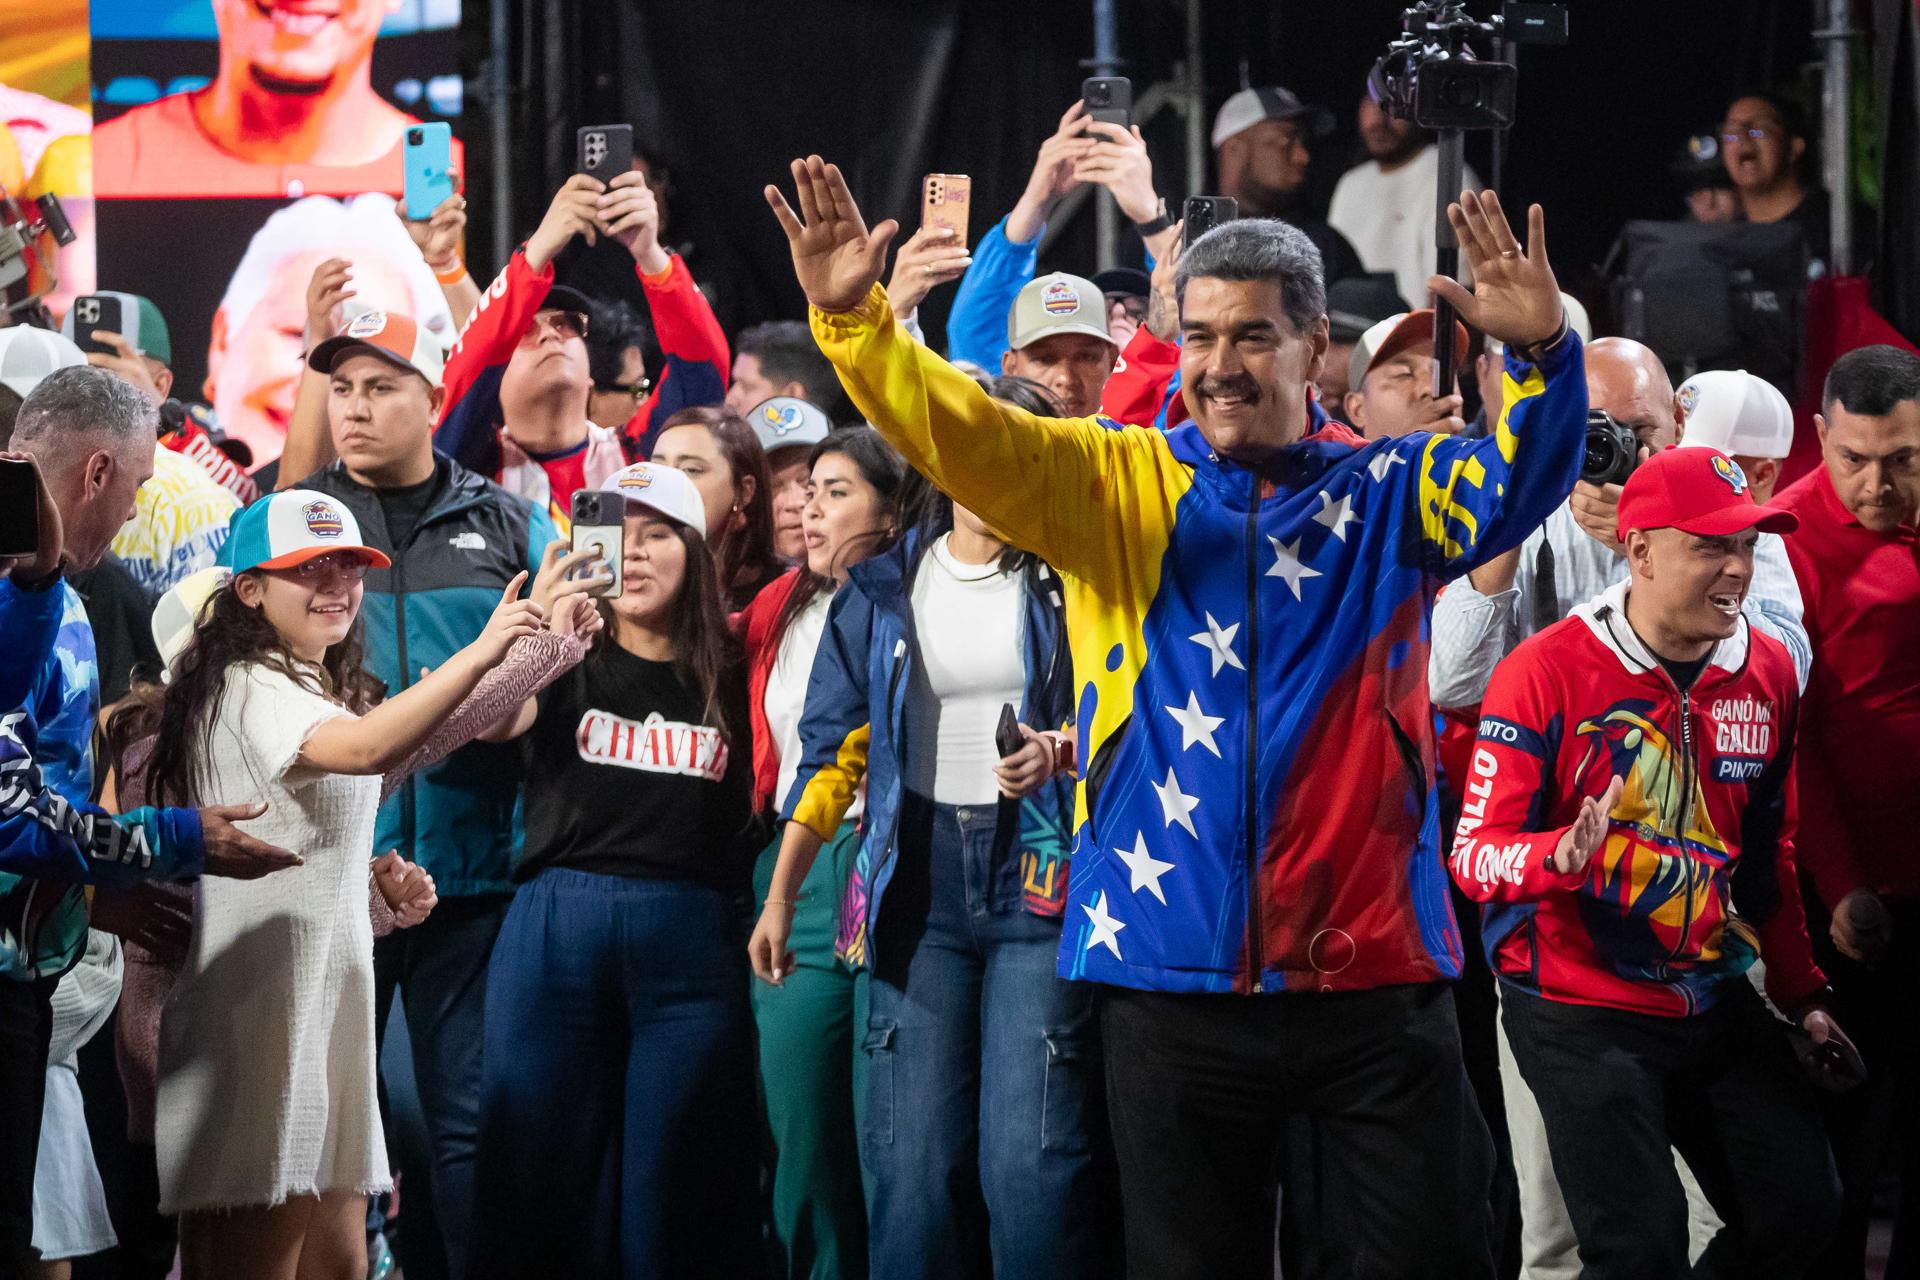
[767,156,1587,1275]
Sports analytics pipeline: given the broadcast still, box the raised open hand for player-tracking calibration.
[1552,774,1623,876]
[766,156,899,314]
[1425,189,1563,351]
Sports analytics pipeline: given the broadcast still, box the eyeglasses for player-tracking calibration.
[1107,295,1148,324]
[286,554,370,583]
[593,376,653,401]
[1719,126,1778,145]
[533,309,590,340]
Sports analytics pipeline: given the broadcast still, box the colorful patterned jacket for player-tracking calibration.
[782,532,1075,968]
[811,283,1586,994]
[1450,581,1826,1017]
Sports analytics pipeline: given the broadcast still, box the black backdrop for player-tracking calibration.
[461,0,1835,350]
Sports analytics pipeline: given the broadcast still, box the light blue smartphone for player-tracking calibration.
[402,122,455,221]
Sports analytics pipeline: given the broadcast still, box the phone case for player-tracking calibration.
[995,704,1023,758]
[570,525,624,599]
[1082,77,1132,128]
[69,295,123,355]
[402,123,456,221]
[922,174,972,246]
[577,125,634,183]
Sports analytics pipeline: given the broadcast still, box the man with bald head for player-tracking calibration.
[1429,337,1810,1276]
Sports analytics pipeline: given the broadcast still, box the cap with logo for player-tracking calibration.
[1616,446,1798,540]
[59,291,172,367]
[307,308,446,388]
[1674,369,1793,460]
[1349,308,1472,392]
[1008,272,1116,352]
[151,566,232,673]
[749,396,831,454]
[0,327,85,400]
[1210,86,1335,149]
[224,488,394,574]
[597,462,707,537]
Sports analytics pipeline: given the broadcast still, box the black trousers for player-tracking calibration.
[1502,983,1840,1279]
[1100,981,1495,1280]
[0,977,56,1280]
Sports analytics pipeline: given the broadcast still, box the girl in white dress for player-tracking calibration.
[126,490,558,1280]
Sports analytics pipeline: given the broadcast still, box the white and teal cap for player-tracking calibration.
[223,488,392,575]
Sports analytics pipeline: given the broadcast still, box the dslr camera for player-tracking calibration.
[1581,410,1640,486]
[1367,1,1517,131]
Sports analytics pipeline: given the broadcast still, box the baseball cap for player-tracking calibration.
[1616,447,1798,540]
[307,308,446,388]
[748,396,831,454]
[0,326,85,399]
[1349,309,1471,392]
[1484,292,1592,359]
[1008,273,1116,352]
[541,285,596,318]
[152,566,231,673]
[1674,369,1793,460]
[224,489,393,574]
[1090,267,1151,300]
[59,292,172,367]
[597,462,707,538]
[1210,86,1335,149]
[1327,273,1409,343]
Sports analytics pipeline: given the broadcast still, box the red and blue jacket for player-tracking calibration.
[812,284,1587,994]
[1450,581,1826,1017]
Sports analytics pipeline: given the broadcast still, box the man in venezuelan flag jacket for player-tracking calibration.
[774,158,1582,1272]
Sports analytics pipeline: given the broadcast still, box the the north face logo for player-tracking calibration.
[449,532,486,551]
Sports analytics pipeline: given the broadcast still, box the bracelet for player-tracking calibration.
[430,259,467,285]
[1133,200,1174,237]
[763,897,794,909]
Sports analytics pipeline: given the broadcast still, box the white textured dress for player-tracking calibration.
[155,663,388,1213]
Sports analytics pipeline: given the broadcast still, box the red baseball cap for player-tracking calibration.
[1616,446,1799,540]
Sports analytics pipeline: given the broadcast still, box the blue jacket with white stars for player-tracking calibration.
[811,283,1588,994]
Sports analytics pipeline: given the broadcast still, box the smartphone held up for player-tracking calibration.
[569,491,625,599]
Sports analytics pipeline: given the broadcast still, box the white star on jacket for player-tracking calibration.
[1313,490,1361,542]
[1164,690,1225,756]
[1266,536,1322,600]
[1082,891,1126,959]
[1188,612,1244,676]
[1151,766,1200,837]
[1366,450,1409,483]
[1115,832,1175,905]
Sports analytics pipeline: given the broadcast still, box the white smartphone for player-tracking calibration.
[569,490,623,598]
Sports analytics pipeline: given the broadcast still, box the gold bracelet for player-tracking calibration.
[764,897,794,908]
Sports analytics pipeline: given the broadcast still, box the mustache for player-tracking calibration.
[1199,374,1261,403]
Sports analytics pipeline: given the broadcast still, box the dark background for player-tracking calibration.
[466,0,1828,350]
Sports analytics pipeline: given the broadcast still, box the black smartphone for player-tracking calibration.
[0,458,40,559]
[995,703,1023,759]
[1082,76,1132,129]
[576,124,634,184]
[69,294,123,356]
[569,490,624,598]
[1183,196,1238,242]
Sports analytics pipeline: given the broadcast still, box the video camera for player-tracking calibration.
[0,184,76,317]
[1367,2,1516,132]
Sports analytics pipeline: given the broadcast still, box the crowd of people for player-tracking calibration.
[0,65,1914,1280]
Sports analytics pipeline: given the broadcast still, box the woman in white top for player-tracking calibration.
[738,427,906,1278]
[114,490,586,1280]
[750,380,1095,1278]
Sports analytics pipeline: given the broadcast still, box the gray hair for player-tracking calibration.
[1175,219,1328,335]
[11,365,159,455]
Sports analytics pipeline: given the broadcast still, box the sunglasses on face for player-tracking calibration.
[532,309,590,341]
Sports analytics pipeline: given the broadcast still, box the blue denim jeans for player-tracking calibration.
[863,793,1096,1280]
[468,869,762,1280]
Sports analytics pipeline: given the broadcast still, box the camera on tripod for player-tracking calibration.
[1367,2,1517,131]
[1581,410,1641,487]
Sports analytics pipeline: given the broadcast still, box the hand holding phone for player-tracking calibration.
[1182,196,1238,243]
[569,491,625,599]
[402,122,457,221]
[922,174,973,245]
[69,294,124,357]
[577,124,634,184]
[1082,77,1132,128]
[0,456,42,561]
[995,703,1024,759]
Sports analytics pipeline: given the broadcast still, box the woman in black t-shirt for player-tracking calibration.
[467,461,762,1280]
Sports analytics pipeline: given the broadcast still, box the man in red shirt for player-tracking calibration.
[1772,343,1920,1272]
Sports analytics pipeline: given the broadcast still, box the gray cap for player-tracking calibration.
[1007,272,1116,352]
[748,396,831,454]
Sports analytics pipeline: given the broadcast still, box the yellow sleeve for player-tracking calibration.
[811,284,1172,579]
[788,723,870,842]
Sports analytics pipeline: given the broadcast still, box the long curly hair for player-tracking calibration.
[107,576,384,810]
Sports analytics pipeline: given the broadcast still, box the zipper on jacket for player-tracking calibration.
[865,637,911,967]
[1243,492,1264,992]
[1669,685,1699,970]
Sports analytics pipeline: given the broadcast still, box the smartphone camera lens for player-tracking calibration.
[408,128,423,145]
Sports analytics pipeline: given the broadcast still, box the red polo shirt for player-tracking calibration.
[1774,465,1920,904]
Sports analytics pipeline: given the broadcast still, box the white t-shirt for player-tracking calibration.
[904,535,1027,806]
[765,587,863,821]
[1328,146,1482,313]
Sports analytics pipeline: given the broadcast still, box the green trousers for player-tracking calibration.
[752,825,871,1280]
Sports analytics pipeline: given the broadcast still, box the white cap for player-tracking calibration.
[0,327,86,399]
[1485,292,1592,358]
[152,566,231,673]
[1210,86,1333,149]
[1675,369,1794,460]
[597,462,707,538]
[748,396,831,454]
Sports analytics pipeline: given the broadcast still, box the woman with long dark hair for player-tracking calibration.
[737,426,906,1278]
[749,379,1096,1278]
[468,461,764,1278]
[106,489,588,1280]
[650,404,786,609]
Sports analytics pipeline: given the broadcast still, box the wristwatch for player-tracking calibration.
[1133,199,1174,238]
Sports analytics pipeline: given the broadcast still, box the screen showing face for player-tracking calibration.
[91,0,463,200]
